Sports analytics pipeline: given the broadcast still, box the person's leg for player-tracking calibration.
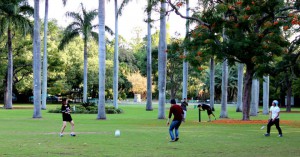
[174,121,182,141]
[265,120,274,136]
[60,121,67,136]
[274,119,282,136]
[208,114,211,122]
[70,120,75,136]
[183,110,186,122]
[212,113,216,120]
[169,121,176,141]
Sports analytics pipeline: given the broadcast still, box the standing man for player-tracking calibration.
[181,98,188,122]
[167,99,184,142]
[264,100,283,137]
[198,103,216,122]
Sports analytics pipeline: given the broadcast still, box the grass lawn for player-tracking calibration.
[0,102,299,157]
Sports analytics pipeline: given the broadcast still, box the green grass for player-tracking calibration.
[0,103,299,157]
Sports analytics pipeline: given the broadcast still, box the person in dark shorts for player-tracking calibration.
[198,103,216,122]
[167,99,184,142]
[181,98,188,122]
[60,98,76,137]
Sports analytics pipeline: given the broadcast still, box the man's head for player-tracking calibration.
[272,100,279,106]
[183,98,187,101]
[170,99,176,105]
[197,104,202,109]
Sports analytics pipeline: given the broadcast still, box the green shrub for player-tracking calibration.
[48,103,123,114]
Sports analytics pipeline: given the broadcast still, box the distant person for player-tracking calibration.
[198,103,216,122]
[264,100,282,137]
[60,98,76,137]
[167,99,184,142]
[181,98,188,122]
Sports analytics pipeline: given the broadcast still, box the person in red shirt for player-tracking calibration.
[167,99,184,142]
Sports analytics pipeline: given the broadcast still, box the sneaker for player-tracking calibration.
[59,133,63,137]
[70,133,76,137]
[264,133,270,137]
[278,134,283,137]
[175,137,179,141]
[169,140,175,142]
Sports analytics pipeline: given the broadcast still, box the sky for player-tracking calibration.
[28,0,197,40]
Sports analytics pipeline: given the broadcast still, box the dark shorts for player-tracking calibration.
[207,109,212,115]
[62,114,73,122]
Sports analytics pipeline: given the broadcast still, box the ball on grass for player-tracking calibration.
[115,130,121,137]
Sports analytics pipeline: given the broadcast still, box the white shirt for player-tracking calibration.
[270,106,280,119]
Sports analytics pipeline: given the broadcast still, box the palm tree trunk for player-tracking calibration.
[5,27,13,109]
[113,0,119,109]
[83,41,88,103]
[146,1,153,111]
[209,57,215,110]
[158,0,167,119]
[220,59,228,118]
[97,0,106,120]
[182,0,189,100]
[250,79,259,116]
[42,0,49,110]
[286,78,292,112]
[262,75,269,115]
[33,0,42,118]
[236,63,243,112]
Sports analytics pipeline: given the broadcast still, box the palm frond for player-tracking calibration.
[90,31,98,43]
[58,31,80,50]
[118,0,132,16]
[105,26,114,36]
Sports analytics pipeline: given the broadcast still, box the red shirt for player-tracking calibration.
[168,104,183,121]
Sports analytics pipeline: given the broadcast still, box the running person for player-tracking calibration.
[60,98,76,137]
[198,103,216,122]
[167,99,184,142]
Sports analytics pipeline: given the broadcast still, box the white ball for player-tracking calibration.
[115,130,120,137]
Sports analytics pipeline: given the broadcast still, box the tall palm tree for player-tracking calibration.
[97,0,106,119]
[59,3,112,103]
[262,76,269,115]
[236,63,244,112]
[0,0,33,109]
[42,0,68,110]
[182,0,189,100]
[158,0,167,119]
[112,0,132,109]
[33,0,41,118]
[220,59,228,118]
[145,0,159,111]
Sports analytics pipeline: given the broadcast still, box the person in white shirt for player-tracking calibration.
[264,100,283,137]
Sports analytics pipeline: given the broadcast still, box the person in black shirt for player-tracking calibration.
[60,98,76,137]
[198,103,216,122]
[181,98,188,122]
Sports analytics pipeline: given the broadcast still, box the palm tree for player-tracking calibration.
[182,0,189,100]
[158,0,167,119]
[236,63,244,112]
[42,0,68,110]
[97,0,106,119]
[59,3,112,103]
[0,0,33,109]
[262,76,269,115]
[145,0,159,111]
[112,0,133,109]
[33,0,41,118]
[250,79,259,116]
[220,59,228,118]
